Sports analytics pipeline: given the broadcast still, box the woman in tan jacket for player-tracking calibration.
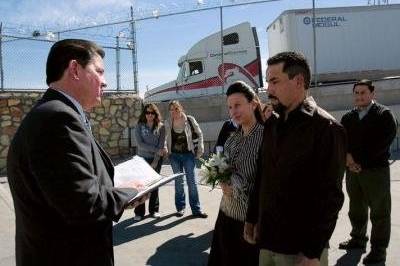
[165,100,207,218]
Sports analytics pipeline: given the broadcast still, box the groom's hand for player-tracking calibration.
[243,222,258,244]
[295,254,320,266]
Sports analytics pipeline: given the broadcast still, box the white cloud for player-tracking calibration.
[1,0,136,30]
[1,0,223,31]
[75,0,134,9]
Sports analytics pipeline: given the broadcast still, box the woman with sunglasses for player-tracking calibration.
[133,103,166,221]
[165,100,208,218]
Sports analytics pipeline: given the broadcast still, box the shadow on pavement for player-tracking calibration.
[335,249,364,266]
[146,231,213,266]
[113,213,206,246]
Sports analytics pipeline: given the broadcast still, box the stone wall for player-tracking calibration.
[0,90,143,175]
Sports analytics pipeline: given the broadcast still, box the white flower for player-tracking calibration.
[199,165,210,183]
[219,160,230,173]
[198,153,232,189]
[210,167,217,177]
[208,154,222,167]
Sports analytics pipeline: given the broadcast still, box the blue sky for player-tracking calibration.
[0,0,398,95]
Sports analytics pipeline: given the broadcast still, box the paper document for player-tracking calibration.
[114,155,184,202]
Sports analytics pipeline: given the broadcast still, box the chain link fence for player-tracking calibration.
[0,23,136,92]
[0,0,302,94]
[1,0,400,96]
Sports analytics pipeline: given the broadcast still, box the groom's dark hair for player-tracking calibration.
[267,51,311,90]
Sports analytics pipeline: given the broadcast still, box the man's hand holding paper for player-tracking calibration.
[114,156,184,204]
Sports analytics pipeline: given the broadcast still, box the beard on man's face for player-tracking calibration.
[268,95,286,114]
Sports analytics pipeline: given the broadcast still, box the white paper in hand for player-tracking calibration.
[114,155,161,188]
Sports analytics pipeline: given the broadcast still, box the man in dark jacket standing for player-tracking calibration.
[339,79,397,264]
[244,51,346,266]
[7,39,145,266]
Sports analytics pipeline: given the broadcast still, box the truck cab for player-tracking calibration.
[144,22,263,102]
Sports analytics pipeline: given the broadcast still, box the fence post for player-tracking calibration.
[219,6,224,95]
[116,35,121,91]
[0,22,4,91]
[312,0,318,90]
[130,6,138,94]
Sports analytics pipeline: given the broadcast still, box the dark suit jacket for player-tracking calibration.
[7,89,138,266]
[341,102,397,169]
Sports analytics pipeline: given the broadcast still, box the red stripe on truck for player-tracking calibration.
[148,59,260,97]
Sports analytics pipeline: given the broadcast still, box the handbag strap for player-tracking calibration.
[187,116,198,139]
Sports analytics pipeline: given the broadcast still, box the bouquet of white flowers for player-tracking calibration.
[199,152,232,189]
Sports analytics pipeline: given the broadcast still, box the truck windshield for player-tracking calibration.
[223,32,239,45]
[178,65,185,79]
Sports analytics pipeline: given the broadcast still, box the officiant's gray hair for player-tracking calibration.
[226,81,263,123]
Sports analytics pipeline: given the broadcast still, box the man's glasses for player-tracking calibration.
[145,111,156,115]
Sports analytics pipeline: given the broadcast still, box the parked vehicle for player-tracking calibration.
[144,22,263,102]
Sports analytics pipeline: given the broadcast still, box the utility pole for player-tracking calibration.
[0,22,4,91]
[130,6,138,94]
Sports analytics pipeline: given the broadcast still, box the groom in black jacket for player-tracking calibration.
[245,52,346,266]
[7,39,145,266]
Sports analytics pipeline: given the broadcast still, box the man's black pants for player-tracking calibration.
[346,166,391,250]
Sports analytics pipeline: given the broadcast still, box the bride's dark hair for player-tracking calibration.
[226,81,263,123]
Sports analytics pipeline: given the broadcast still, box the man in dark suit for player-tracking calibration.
[7,39,145,266]
[339,79,397,264]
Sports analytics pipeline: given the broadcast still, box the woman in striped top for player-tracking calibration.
[208,81,264,266]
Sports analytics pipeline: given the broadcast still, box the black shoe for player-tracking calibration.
[192,212,208,218]
[363,249,386,265]
[338,239,366,252]
[150,212,161,218]
[176,210,185,217]
[133,215,143,222]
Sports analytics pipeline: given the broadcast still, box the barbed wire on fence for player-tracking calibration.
[0,0,280,94]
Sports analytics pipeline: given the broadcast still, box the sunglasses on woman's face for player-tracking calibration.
[145,111,156,115]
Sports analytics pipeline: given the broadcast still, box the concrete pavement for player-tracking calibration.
[1,162,399,266]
